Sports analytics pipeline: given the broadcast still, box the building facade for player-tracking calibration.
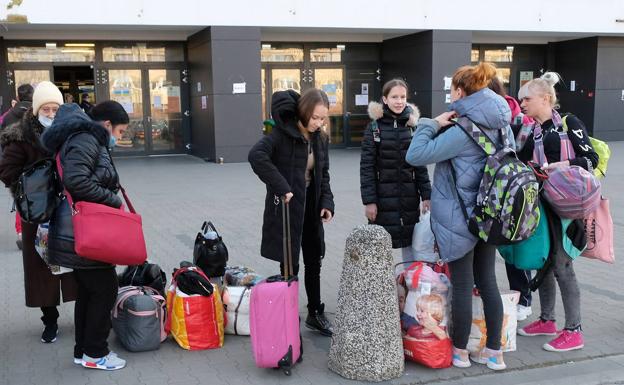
[1,0,623,161]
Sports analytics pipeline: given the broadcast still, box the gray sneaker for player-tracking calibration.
[81,352,126,371]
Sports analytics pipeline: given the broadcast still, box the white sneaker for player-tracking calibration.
[517,305,532,321]
[81,351,126,371]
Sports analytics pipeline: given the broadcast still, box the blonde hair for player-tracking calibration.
[452,62,498,95]
[518,72,562,108]
[416,294,445,322]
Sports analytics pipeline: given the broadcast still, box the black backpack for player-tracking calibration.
[14,158,63,224]
[118,261,167,297]
[193,221,228,278]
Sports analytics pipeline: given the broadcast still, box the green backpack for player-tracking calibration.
[562,115,610,178]
[498,202,550,270]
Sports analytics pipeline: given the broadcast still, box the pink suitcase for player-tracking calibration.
[250,199,302,376]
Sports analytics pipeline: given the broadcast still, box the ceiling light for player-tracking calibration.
[337,44,346,50]
[261,44,272,49]
[45,43,56,49]
[65,43,95,47]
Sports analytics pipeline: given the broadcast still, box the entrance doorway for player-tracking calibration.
[103,68,187,154]
[262,64,345,145]
[53,66,95,107]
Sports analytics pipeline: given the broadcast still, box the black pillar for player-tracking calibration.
[187,26,262,162]
[381,30,471,118]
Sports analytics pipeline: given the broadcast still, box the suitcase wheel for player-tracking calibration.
[283,369,291,376]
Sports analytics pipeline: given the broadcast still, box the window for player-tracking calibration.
[8,44,95,62]
[471,49,480,63]
[484,47,514,63]
[261,46,304,62]
[103,44,184,62]
[310,48,342,62]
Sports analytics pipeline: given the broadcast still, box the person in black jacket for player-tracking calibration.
[41,101,129,371]
[360,79,431,260]
[514,72,597,353]
[249,89,335,336]
[0,81,77,344]
[1,84,33,129]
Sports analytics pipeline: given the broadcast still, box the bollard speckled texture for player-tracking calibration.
[328,224,404,382]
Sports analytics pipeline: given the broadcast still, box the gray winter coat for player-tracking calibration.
[405,88,514,262]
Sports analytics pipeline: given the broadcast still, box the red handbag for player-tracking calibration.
[56,154,147,265]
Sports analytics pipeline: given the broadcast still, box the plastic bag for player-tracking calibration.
[467,290,519,353]
[410,212,439,263]
[396,262,452,368]
[35,223,72,275]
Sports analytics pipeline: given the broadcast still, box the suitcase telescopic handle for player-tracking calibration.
[282,197,293,280]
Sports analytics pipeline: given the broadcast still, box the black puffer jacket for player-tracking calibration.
[249,90,335,263]
[1,101,32,130]
[360,102,431,248]
[41,103,121,269]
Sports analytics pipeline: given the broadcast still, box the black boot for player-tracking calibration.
[305,303,333,337]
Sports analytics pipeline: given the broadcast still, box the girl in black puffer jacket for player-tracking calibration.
[249,89,335,337]
[360,79,431,259]
[41,101,129,371]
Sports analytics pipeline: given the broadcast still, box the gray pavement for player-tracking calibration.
[2,144,624,385]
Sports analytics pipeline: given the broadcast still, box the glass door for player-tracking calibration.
[147,69,184,152]
[107,69,145,153]
[313,67,344,145]
[103,67,188,154]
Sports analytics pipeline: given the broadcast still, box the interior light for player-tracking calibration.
[64,43,95,47]
[337,44,346,50]
[45,43,56,49]
[506,46,514,50]
[261,44,272,49]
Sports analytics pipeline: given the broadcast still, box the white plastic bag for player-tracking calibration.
[35,223,72,275]
[411,212,439,263]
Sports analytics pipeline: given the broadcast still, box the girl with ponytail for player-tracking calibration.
[406,62,514,370]
[515,72,598,353]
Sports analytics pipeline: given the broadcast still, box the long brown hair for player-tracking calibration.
[297,88,329,127]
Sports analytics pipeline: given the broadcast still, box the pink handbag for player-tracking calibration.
[56,154,148,265]
[581,196,614,263]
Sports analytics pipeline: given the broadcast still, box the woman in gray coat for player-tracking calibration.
[406,62,513,371]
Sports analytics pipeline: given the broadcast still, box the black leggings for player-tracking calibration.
[280,184,322,313]
[449,241,503,350]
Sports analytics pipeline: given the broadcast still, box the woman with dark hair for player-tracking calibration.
[360,79,431,260]
[41,100,129,370]
[249,88,335,336]
[0,81,77,344]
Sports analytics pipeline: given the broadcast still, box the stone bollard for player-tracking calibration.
[328,224,404,382]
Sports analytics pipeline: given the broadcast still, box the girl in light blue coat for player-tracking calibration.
[406,62,514,371]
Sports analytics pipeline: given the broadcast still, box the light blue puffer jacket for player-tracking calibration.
[406,88,514,262]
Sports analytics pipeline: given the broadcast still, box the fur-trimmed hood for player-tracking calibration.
[41,103,110,153]
[0,108,46,150]
[367,102,420,127]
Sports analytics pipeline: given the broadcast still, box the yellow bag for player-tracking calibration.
[562,115,610,178]
[164,267,225,350]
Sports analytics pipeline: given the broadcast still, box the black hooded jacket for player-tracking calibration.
[360,103,432,249]
[1,101,32,130]
[248,90,335,263]
[41,103,121,269]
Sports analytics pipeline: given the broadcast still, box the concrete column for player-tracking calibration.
[381,30,471,118]
[187,26,262,162]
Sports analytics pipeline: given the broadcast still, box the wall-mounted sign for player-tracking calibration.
[520,71,534,87]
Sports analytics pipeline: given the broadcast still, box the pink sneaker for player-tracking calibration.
[543,329,584,352]
[518,319,557,336]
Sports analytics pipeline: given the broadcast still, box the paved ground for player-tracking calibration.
[1,143,624,385]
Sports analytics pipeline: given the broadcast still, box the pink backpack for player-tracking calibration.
[533,121,601,219]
